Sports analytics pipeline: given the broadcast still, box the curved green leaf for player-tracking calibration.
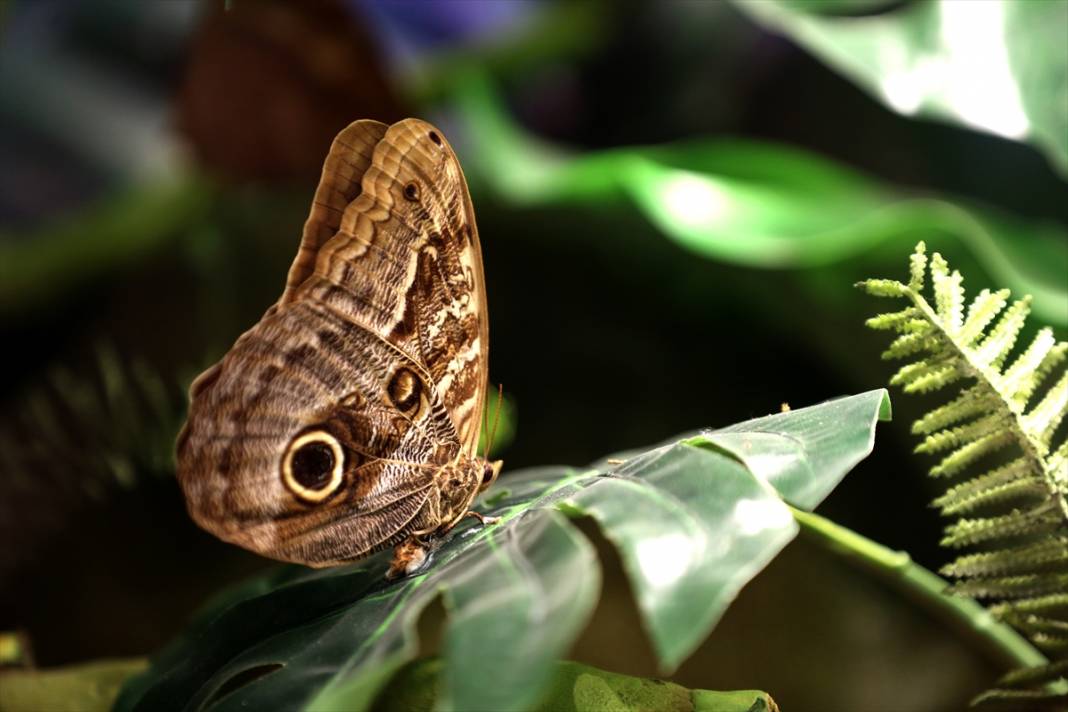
[0,178,211,318]
[447,77,1068,326]
[706,388,892,509]
[568,449,796,671]
[116,391,889,712]
[735,0,1068,175]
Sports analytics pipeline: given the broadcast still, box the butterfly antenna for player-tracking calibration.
[484,383,504,460]
[481,385,491,459]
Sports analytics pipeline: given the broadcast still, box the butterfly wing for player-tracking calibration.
[177,119,489,566]
[281,119,388,303]
[292,118,490,455]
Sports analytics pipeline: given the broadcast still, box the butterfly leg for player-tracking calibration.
[464,510,501,527]
[386,536,433,580]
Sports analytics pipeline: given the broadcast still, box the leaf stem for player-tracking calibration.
[791,507,1048,671]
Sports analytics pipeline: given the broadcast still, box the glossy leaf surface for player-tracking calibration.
[736,0,1068,175]
[116,391,889,712]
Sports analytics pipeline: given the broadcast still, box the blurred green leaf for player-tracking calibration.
[734,0,1068,175]
[372,658,777,712]
[0,658,146,712]
[0,177,211,318]
[117,391,888,712]
[770,0,907,14]
[448,76,1068,327]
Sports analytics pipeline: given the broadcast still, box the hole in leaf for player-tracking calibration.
[428,130,442,146]
[202,663,284,708]
[415,593,447,659]
[566,516,660,676]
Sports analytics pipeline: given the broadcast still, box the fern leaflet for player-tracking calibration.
[860,242,1068,707]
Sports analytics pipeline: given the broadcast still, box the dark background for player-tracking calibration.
[1,1,1065,710]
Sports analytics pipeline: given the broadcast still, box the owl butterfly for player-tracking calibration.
[176,118,501,579]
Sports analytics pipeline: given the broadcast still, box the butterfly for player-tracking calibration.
[176,118,500,578]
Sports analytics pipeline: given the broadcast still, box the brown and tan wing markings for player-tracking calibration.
[295,119,489,455]
[282,119,388,302]
[280,483,434,566]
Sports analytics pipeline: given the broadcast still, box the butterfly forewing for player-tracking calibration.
[282,119,388,304]
[296,118,489,453]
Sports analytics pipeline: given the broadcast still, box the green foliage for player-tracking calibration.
[860,242,1068,706]
[371,659,778,712]
[737,0,1068,175]
[0,179,211,318]
[444,74,1068,326]
[115,391,889,712]
[0,344,188,495]
[0,345,190,576]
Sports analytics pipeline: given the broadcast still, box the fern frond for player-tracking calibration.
[861,242,1068,704]
[1023,371,1068,451]
[1031,632,1068,654]
[930,253,965,332]
[912,385,999,435]
[891,359,965,394]
[975,296,1032,372]
[929,430,1016,478]
[942,539,1068,577]
[1001,328,1059,407]
[960,288,1010,345]
[857,278,910,298]
[991,594,1068,619]
[909,241,927,291]
[0,345,190,578]
[915,414,1006,455]
[997,659,1068,688]
[935,471,1047,516]
[882,332,940,360]
[941,505,1061,548]
[950,574,1068,600]
[865,306,924,333]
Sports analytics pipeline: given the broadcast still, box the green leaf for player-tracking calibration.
[702,388,892,509]
[734,0,1068,175]
[371,658,776,712]
[566,448,796,671]
[117,391,889,712]
[448,75,1068,326]
[0,178,211,318]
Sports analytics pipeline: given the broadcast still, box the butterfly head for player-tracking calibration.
[479,459,502,493]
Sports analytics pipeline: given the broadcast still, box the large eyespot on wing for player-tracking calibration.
[296,118,490,456]
[281,430,346,503]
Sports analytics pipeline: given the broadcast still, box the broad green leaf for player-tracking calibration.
[705,388,892,509]
[735,0,1068,175]
[447,76,1068,326]
[116,391,889,712]
[567,447,796,670]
